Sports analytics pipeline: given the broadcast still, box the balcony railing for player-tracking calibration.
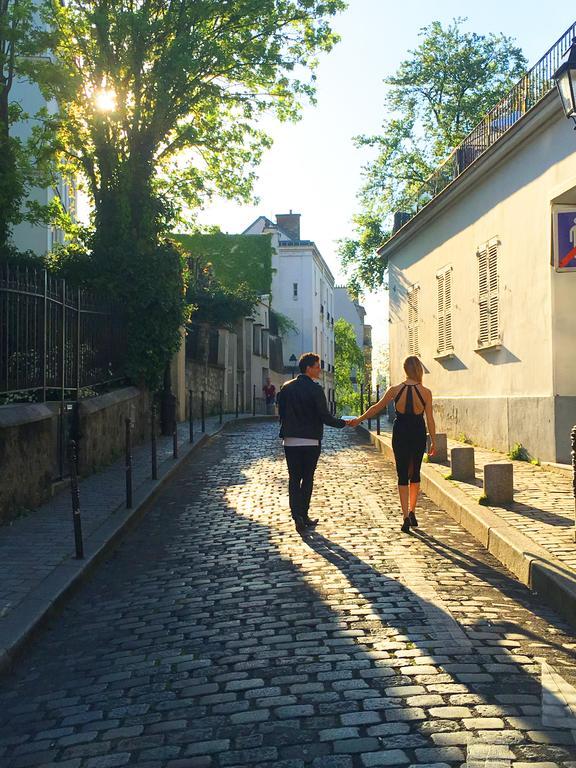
[397,21,576,228]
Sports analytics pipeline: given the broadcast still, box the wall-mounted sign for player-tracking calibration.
[553,205,576,271]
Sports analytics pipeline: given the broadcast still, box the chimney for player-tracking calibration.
[276,210,301,242]
[392,211,411,233]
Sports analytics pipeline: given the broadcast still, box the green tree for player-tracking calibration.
[340,18,526,292]
[334,317,364,416]
[0,0,55,256]
[39,0,345,388]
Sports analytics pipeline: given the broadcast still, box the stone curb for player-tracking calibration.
[360,425,576,629]
[0,414,277,676]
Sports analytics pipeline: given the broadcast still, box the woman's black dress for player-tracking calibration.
[392,384,427,486]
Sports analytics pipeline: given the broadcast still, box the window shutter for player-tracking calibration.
[478,248,490,346]
[408,286,419,355]
[444,268,452,350]
[477,242,499,346]
[437,272,445,353]
[436,267,452,354]
[488,243,499,342]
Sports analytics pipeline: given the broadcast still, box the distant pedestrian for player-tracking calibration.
[263,378,276,415]
[349,356,436,533]
[277,353,349,534]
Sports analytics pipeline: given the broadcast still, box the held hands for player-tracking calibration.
[347,417,362,428]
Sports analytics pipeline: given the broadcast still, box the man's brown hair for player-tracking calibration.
[299,352,320,373]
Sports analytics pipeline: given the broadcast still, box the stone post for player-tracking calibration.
[450,446,475,481]
[428,433,447,463]
[484,462,514,506]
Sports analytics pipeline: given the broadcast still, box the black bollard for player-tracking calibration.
[219,389,223,425]
[235,383,239,419]
[252,384,256,416]
[125,418,133,509]
[360,383,364,415]
[201,390,205,433]
[189,389,194,443]
[376,384,381,435]
[173,418,178,459]
[151,404,158,480]
[68,440,84,559]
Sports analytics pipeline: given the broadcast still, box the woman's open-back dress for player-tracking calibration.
[392,383,427,485]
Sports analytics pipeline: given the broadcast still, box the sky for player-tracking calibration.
[195,1,576,352]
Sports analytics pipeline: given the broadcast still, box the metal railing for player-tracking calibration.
[0,261,126,402]
[400,22,576,225]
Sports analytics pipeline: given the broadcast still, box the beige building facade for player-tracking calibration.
[381,90,576,464]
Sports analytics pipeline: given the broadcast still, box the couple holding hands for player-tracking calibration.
[277,353,436,535]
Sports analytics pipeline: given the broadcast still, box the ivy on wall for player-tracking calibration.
[174,232,272,295]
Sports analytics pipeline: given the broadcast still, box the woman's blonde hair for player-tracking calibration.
[403,355,424,383]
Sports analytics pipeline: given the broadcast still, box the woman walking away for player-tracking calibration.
[349,356,436,533]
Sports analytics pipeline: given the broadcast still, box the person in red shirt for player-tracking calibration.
[263,378,276,414]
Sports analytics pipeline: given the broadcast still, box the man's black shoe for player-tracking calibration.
[294,517,308,534]
[303,516,318,528]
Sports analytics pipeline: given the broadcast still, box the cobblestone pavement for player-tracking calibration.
[0,414,251,624]
[374,420,576,571]
[1,423,576,768]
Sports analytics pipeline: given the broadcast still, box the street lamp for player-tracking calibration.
[289,354,297,377]
[553,37,576,127]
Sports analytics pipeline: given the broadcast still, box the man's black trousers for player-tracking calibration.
[284,445,321,521]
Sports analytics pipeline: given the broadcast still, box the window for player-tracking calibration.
[477,241,500,347]
[252,324,261,355]
[407,285,420,356]
[436,266,453,355]
[293,282,298,299]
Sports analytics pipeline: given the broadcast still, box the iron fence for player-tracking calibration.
[403,22,576,221]
[0,261,126,402]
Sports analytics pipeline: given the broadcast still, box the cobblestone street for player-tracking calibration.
[1,422,576,768]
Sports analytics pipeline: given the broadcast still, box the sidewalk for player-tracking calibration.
[360,418,576,627]
[0,412,274,674]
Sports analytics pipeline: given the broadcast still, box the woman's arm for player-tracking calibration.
[349,386,396,426]
[424,389,436,455]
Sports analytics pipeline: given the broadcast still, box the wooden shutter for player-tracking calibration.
[478,242,499,346]
[488,243,499,342]
[437,271,445,353]
[444,268,452,350]
[478,247,490,346]
[408,286,419,355]
[436,267,452,354]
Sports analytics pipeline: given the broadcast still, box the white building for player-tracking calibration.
[244,212,335,399]
[9,65,75,255]
[379,26,576,463]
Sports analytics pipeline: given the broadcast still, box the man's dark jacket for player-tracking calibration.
[278,374,345,440]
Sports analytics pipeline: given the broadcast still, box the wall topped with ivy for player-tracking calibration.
[174,232,272,295]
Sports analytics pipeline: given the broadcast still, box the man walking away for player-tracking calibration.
[277,352,348,534]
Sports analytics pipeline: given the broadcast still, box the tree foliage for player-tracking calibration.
[186,255,258,330]
[0,0,56,256]
[340,18,526,292]
[174,232,273,295]
[35,0,345,389]
[334,317,364,416]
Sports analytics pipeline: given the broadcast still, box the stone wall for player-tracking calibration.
[0,404,56,524]
[77,387,151,476]
[185,361,226,417]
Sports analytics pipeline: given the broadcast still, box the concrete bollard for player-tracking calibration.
[484,462,514,505]
[451,446,475,481]
[428,433,447,463]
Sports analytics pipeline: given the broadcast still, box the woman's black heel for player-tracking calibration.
[401,518,411,533]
